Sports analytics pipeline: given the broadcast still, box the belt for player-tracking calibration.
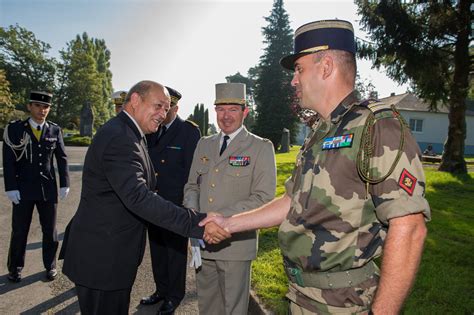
[284,260,378,290]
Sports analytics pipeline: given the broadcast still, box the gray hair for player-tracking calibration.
[124,80,169,104]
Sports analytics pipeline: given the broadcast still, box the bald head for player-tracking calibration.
[124,81,170,105]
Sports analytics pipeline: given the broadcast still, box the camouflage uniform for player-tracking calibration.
[278,91,431,314]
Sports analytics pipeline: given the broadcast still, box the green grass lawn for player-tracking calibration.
[251,147,474,314]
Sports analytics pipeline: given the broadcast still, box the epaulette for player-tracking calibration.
[8,119,21,125]
[47,120,58,126]
[262,138,271,142]
[359,99,397,120]
[185,120,199,128]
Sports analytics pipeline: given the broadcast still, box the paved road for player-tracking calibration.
[0,146,200,314]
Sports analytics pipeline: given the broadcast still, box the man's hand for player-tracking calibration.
[59,187,70,200]
[6,190,21,205]
[203,219,231,244]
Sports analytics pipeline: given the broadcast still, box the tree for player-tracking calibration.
[252,0,297,149]
[0,69,16,127]
[55,33,113,129]
[0,24,56,108]
[188,103,209,136]
[355,73,378,100]
[356,0,472,174]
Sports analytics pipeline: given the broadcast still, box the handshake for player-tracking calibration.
[199,212,231,244]
[188,213,231,269]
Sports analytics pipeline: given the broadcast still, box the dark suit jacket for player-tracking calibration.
[146,116,201,205]
[62,112,205,291]
[3,119,69,201]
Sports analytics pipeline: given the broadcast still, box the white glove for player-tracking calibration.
[189,238,205,269]
[59,187,70,200]
[6,190,21,205]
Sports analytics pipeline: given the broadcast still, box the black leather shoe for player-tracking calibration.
[157,299,177,315]
[46,268,57,281]
[8,269,21,283]
[140,292,164,305]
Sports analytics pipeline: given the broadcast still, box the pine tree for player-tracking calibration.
[189,103,209,135]
[356,0,471,174]
[253,0,297,148]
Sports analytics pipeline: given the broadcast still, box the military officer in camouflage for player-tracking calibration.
[200,20,430,314]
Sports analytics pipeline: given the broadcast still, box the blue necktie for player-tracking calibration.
[220,135,229,156]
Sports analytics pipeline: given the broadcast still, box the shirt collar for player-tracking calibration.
[328,90,359,124]
[123,110,145,138]
[29,118,46,130]
[220,125,243,145]
[164,116,177,129]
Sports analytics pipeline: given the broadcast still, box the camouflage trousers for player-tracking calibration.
[287,275,379,314]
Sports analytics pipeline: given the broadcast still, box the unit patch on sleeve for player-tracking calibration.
[322,134,354,150]
[229,156,250,166]
[398,168,417,195]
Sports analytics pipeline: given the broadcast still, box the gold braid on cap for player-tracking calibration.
[215,98,246,105]
[170,96,179,106]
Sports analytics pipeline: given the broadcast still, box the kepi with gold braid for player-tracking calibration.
[214,83,246,106]
[111,90,128,106]
[165,86,182,107]
[280,19,356,70]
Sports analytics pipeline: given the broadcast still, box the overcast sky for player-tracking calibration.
[1,0,409,125]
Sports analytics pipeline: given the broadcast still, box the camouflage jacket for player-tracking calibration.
[278,91,431,311]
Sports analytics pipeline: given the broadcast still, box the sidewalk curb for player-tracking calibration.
[249,289,273,315]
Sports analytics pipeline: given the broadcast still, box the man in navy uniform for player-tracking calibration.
[141,86,201,314]
[3,90,70,282]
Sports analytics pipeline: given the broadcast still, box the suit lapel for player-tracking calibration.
[118,112,155,189]
[22,119,37,143]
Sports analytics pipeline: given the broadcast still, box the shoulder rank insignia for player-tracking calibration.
[229,156,250,166]
[398,168,417,195]
[186,120,199,128]
[322,134,353,150]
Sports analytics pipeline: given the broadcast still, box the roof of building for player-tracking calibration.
[379,92,474,116]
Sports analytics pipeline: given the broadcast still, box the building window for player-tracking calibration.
[409,118,423,133]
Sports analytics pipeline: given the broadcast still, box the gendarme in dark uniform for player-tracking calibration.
[2,91,70,282]
[141,86,201,314]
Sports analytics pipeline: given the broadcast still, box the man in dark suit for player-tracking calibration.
[3,90,70,282]
[140,87,201,314]
[61,81,229,315]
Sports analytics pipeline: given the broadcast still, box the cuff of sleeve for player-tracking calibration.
[376,196,431,225]
[183,197,199,211]
[284,177,295,198]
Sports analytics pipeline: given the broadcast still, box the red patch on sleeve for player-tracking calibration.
[398,169,417,196]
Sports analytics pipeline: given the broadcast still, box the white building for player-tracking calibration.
[380,93,474,155]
